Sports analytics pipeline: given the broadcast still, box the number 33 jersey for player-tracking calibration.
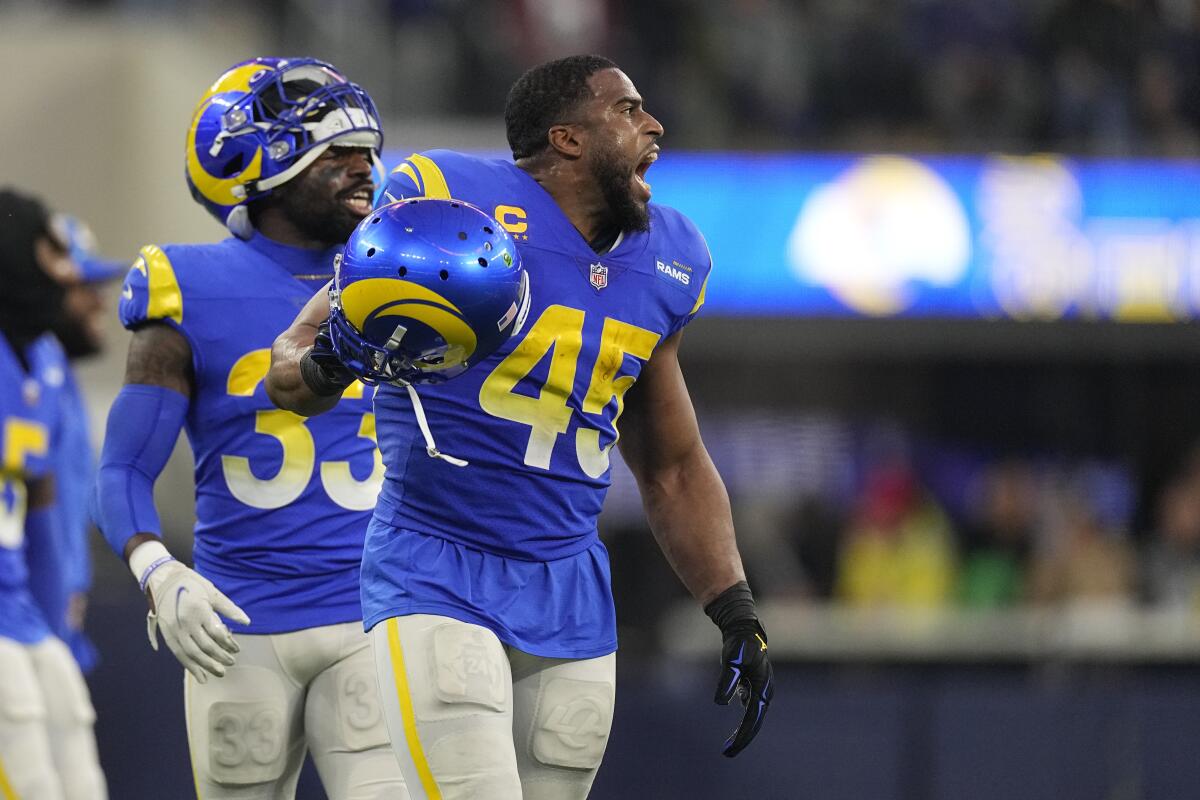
[118,235,383,634]
[372,150,711,562]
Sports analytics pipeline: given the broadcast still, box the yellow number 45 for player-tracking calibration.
[478,304,658,476]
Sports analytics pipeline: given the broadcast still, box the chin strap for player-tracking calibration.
[405,383,468,467]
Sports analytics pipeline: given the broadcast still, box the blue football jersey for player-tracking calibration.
[118,234,384,634]
[31,368,99,669]
[361,151,710,655]
[0,332,66,644]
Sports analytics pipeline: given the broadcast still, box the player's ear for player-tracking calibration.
[547,123,584,160]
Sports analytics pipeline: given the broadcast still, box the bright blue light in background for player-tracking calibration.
[384,150,1200,320]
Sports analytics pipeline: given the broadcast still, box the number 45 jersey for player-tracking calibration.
[118,234,384,634]
[363,151,710,653]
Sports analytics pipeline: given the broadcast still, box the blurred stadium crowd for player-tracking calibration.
[601,410,1200,646]
[256,0,1200,155]
[32,0,1198,154]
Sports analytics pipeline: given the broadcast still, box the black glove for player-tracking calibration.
[705,581,774,758]
[299,319,356,397]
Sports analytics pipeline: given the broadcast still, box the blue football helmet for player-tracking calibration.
[186,57,383,237]
[329,198,530,386]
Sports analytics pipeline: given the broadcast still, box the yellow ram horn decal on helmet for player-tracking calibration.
[196,62,265,108]
[186,145,264,208]
[340,278,477,368]
[185,62,270,207]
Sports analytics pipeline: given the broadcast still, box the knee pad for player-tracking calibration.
[190,665,290,786]
[425,728,523,798]
[426,622,508,718]
[530,678,614,770]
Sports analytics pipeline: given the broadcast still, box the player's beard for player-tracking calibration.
[276,170,367,247]
[52,285,104,359]
[53,314,101,358]
[589,139,650,234]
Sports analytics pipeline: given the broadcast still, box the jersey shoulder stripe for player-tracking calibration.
[384,150,456,202]
[381,150,514,207]
[648,204,714,322]
[119,244,184,329]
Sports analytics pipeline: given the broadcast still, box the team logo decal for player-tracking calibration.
[589,262,608,290]
[655,258,692,286]
[339,278,478,370]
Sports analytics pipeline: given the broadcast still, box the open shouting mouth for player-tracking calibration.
[633,147,658,201]
[341,184,374,216]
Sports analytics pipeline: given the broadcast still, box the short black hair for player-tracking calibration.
[0,187,66,341]
[504,55,619,160]
[0,187,52,277]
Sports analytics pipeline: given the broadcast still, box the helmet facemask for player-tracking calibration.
[187,57,384,237]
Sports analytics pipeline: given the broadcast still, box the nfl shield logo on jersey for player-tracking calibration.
[589,262,608,290]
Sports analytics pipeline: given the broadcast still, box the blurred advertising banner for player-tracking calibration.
[658,153,1200,320]
[384,151,1200,321]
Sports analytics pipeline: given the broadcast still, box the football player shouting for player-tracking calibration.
[268,55,773,799]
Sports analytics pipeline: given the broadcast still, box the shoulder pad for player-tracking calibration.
[119,245,184,330]
[378,149,480,206]
[651,205,713,319]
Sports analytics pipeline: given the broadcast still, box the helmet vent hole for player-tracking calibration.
[397,266,407,277]
[221,153,245,178]
[478,257,488,267]
[450,202,459,208]
[457,231,467,240]
[439,269,449,281]
[483,226,494,234]
[366,247,376,257]
[371,217,381,225]
[483,242,493,251]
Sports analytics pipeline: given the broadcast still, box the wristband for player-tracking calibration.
[129,540,175,592]
[704,581,759,631]
[300,348,353,397]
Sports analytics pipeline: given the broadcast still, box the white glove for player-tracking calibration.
[130,541,251,683]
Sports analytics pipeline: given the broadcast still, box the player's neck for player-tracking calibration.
[253,207,335,251]
[518,158,614,247]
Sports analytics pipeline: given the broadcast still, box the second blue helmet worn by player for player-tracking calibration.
[186,56,383,237]
[329,198,531,386]
[97,57,389,635]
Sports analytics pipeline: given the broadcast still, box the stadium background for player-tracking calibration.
[6,1,1200,797]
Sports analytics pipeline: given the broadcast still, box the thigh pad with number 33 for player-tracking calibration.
[192,665,291,786]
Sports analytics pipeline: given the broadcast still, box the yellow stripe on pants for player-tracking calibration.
[0,753,19,800]
[387,618,442,799]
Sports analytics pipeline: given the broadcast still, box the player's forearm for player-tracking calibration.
[94,383,186,559]
[266,282,342,416]
[265,326,340,417]
[640,444,746,606]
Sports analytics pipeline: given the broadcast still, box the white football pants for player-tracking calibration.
[184,620,407,799]
[371,614,616,800]
[0,634,107,800]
